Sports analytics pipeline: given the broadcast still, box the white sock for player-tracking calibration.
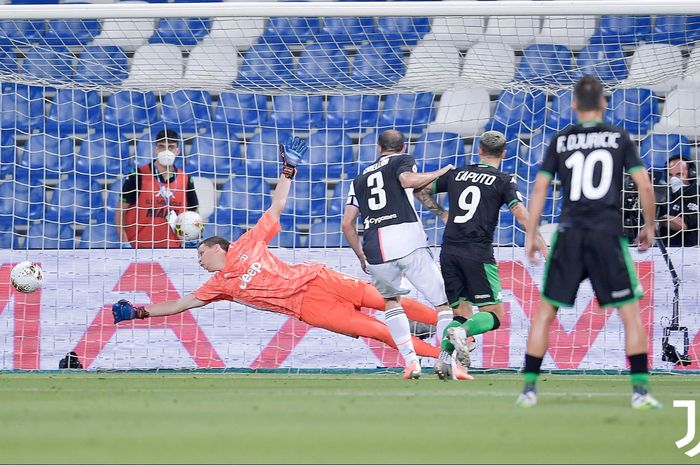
[436,309,453,347]
[385,307,417,365]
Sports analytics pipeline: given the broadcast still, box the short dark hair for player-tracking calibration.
[574,75,604,112]
[479,130,506,158]
[378,130,405,154]
[156,129,180,144]
[198,236,230,252]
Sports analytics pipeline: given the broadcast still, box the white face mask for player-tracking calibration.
[157,149,176,167]
[670,176,685,194]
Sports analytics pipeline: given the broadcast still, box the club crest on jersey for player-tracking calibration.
[240,262,262,289]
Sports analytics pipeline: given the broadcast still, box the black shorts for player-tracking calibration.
[440,251,502,308]
[542,228,644,308]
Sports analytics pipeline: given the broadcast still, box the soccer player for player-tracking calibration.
[342,130,455,380]
[111,137,440,367]
[515,75,661,409]
[415,130,546,380]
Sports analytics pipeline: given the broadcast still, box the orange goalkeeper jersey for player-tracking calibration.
[193,211,324,318]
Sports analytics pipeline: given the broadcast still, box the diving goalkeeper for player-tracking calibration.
[111,137,440,376]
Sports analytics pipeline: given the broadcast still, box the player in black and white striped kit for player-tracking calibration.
[342,130,455,379]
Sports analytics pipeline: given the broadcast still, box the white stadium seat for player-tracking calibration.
[535,15,596,50]
[430,16,484,50]
[622,44,683,93]
[483,16,540,48]
[653,88,700,137]
[123,44,184,88]
[399,36,461,92]
[427,87,491,137]
[91,1,154,51]
[182,43,239,89]
[460,41,515,88]
[678,46,700,89]
[202,17,266,49]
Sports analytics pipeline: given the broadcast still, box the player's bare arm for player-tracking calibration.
[341,204,369,273]
[414,183,448,222]
[399,164,454,190]
[630,168,656,251]
[525,172,551,263]
[511,202,547,258]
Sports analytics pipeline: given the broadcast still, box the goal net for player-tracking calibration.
[0,0,699,372]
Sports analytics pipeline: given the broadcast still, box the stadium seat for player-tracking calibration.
[161,90,213,133]
[45,176,104,225]
[103,178,123,225]
[0,20,45,46]
[679,46,700,89]
[306,130,355,180]
[521,130,555,181]
[244,128,292,178]
[78,223,121,249]
[149,17,211,46]
[269,94,324,131]
[192,176,216,221]
[0,223,12,249]
[494,207,524,247]
[74,126,131,179]
[0,180,46,225]
[325,94,380,131]
[412,132,464,172]
[430,16,484,50]
[0,84,44,132]
[308,219,348,247]
[605,88,659,136]
[282,179,327,225]
[267,229,301,248]
[399,37,461,93]
[535,15,596,50]
[91,1,155,50]
[650,15,700,46]
[485,89,546,136]
[217,176,266,226]
[357,131,380,168]
[103,90,158,132]
[74,45,129,86]
[236,40,295,89]
[590,15,652,46]
[483,15,540,48]
[516,44,574,86]
[376,15,430,46]
[16,133,74,183]
[44,14,101,46]
[203,17,265,49]
[23,221,74,249]
[470,136,521,175]
[546,89,575,132]
[426,87,490,137]
[0,131,16,178]
[318,16,376,45]
[460,42,515,89]
[294,42,350,90]
[262,16,320,45]
[0,47,18,74]
[123,44,183,88]
[622,44,682,93]
[185,125,243,179]
[349,41,405,90]
[45,89,102,135]
[202,222,245,242]
[653,89,700,137]
[182,43,238,89]
[639,133,692,169]
[574,43,628,85]
[21,45,73,84]
[378,92,435,135]
[327,179,353,217]
[213,92,268,133]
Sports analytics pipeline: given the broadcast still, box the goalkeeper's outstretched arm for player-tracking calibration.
[112,295,207,323]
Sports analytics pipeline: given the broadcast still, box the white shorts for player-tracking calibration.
[366,247,448,307]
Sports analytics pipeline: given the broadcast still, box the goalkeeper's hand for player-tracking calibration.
[279,136,308,179]
[112,299,150,324]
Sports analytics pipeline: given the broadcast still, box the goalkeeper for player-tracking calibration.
[111,137,440,367]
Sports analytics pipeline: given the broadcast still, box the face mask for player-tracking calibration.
[670,176,684,193]
[157,149,176,167]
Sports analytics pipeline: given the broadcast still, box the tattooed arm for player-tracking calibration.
[414,183,448,223]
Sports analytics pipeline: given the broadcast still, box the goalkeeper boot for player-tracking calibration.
[515,385,538,408]
[631,389,663,410]
[447,326,471,368]
[403,360,421,380]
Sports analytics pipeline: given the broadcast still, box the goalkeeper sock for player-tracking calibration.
[462,311,500,337]
[435,309,453,347]
[440,317,467,353]
[523,354,543,388]
[628,353,649,393]
[385,307,417,365]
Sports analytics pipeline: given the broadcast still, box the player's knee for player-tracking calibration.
[483,303,505,323]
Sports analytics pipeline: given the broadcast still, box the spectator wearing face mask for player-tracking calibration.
[657,155,700,247]
[116,129,199,248]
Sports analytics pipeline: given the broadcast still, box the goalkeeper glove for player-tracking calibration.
[112,299,150,324]
[279,136,308,179]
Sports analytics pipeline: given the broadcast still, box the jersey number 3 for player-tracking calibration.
[565,149,613,201]
[367,172,387,210]
[454,185,482,223]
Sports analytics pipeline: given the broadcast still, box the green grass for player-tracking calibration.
[0,373,697,464]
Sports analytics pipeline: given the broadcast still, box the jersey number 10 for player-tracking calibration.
[565,149,613,201]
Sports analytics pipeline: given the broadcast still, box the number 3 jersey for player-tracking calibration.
[541,122,645,236]
[346,154,427,265]
[433,163,521,260]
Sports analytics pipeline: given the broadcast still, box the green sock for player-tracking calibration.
[630,373,649,387]
[523,372,539,385]
[463,311,496,337]
[440,321,462,353]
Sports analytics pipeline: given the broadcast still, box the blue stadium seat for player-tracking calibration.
[74,45,129,86]
[318,16,376,45]
[306,130,355,180]
[376,16,430,46]
[639,133,692,169]
[494,207,524,247]
[214,93,268,133]
[236,41,295,88]
[0,130,16,177]
[350,41,405,89]
[378,93,435,135]
[523,130,554,180]
[16,133,74,183]
[45,89,102,134]
[575,43,628,85]
[79,223,121,249]
[21,45,73,84]
[45,176,104,225]
[0,20,45,46]
[269,95,324,130]
[357,131,380,168]
[308,219,348,247]
[486,90,546,136]
[161,90,213,133]
[294,42,350,90]
[0,223,12,249]
[605,88,659,136]
[326,94,380,131]
[327,179,353,218]
[23,222,74,250]
[516,44,574,86]
[0,84,43,133]
[267,229,301,248]
[470,136,522,174]
[202,223,246,242]
[244,128,291,178]
[103,90,158,133]
[0,47,18,74]
[590,15,652,46]
[217,176,266,226]
[44,14,101,46]
[104,179,123,225]
[0,180,46,225]
[75,126,131,179]
[149,17,212,46]
[546,90,575,132]
[284,179,327,224]
[185,124,243,179]
[412,132,464,172]
[542,187,563,223]
[650,15,700,45]
[262,16,321,44]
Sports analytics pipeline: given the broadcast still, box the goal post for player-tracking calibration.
[0,1,698,372]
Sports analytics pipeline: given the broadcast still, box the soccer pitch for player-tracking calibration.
[0,373,696,464]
